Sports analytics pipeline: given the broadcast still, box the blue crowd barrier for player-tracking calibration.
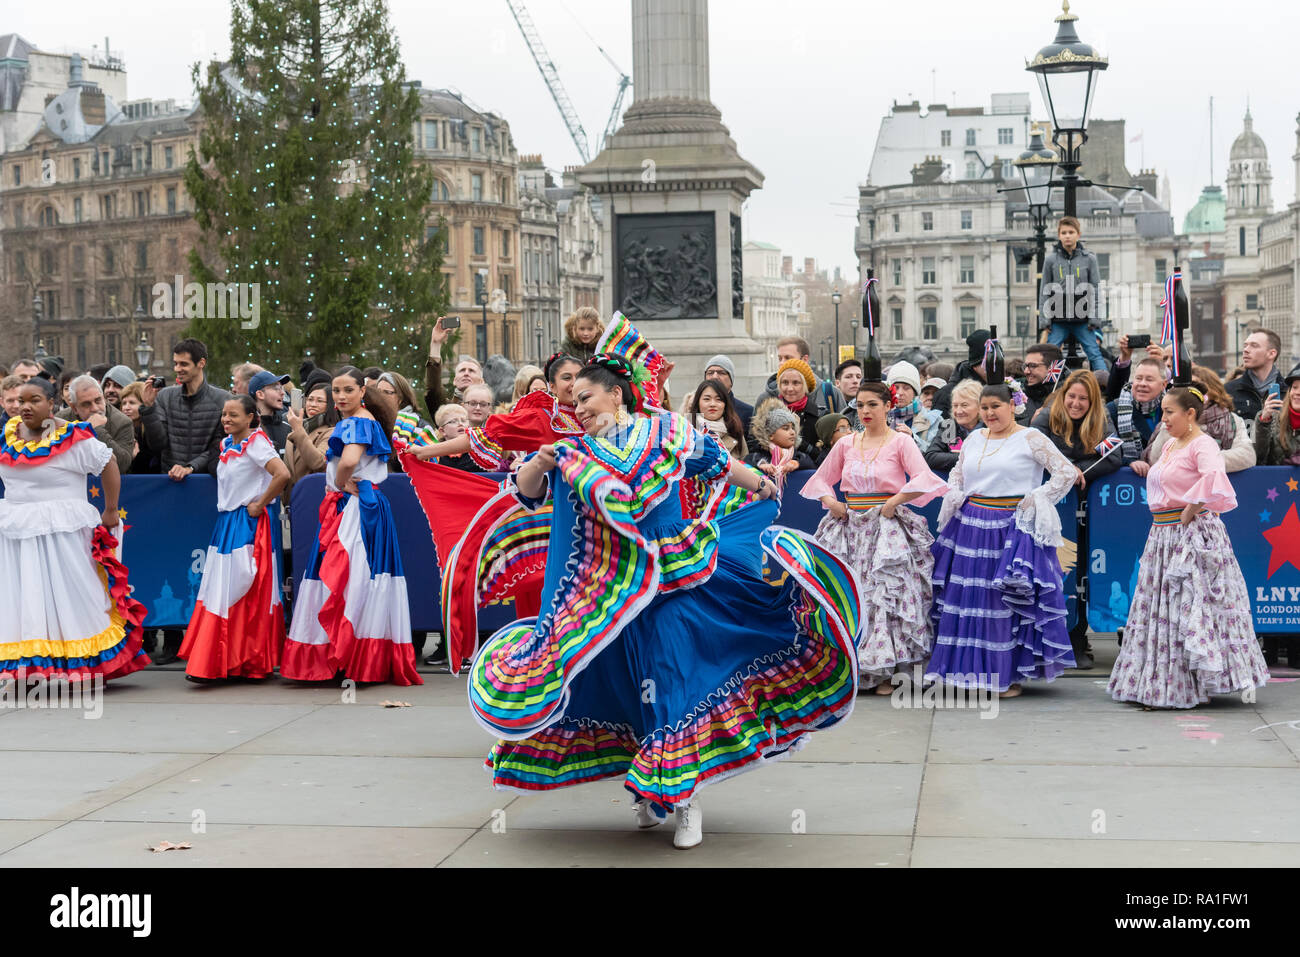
[4,466,1102,632]
[1088,466,1300,634]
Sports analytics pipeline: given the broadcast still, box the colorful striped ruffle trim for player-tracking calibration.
[393,410,437,448]
[466,427,508,471]
[485,526,861,811]
[845,493,892,511]
[0,419,96,467]
[967,496,1023,511]
[1151,507,1183,526]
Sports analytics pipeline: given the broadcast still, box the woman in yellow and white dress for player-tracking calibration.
[0,377,148,682]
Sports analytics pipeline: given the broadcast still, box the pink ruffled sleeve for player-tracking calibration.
[896,433,949,507]
[799,435,847,501]
[1183,435,1238,513]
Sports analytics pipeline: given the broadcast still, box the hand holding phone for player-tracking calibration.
[1268,383,1281,399]
[1128,334,1151,350]
[442,315,462,330]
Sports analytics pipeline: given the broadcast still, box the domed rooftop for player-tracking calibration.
[1230,109,1268,161]
[1183,184,1226,234]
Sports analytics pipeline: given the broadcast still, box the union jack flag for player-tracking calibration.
[1047,358,1068,385]
[1095,434,1123,458]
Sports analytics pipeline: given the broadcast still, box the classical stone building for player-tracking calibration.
[1,35,128,154]
[0,50,195,372]
[416,87,523,363]
[1257,115,1300,364]
[551,166,603,320]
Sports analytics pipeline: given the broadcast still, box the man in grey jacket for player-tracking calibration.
[1040,215,1106,372]
[138,338,231,480]
[61,375,135,474]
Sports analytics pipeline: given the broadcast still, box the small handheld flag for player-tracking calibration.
[1047,358,1068,386]
[1081,435,1124,477]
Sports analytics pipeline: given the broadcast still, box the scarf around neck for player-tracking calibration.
[786,395,809,414]
[1116,385,1161,460]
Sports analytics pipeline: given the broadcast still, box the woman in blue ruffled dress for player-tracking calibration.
[467,343,862,851]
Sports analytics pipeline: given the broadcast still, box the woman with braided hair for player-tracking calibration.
[468,332,862,851]
[1108,384,1268,709]
[410,352,584,469]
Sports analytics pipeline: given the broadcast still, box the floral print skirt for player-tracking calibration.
[1108,512,1268,709]
[813,505,934,687]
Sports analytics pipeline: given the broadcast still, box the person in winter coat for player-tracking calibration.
[745,398,816,478]
[932,330,992,417]
[558,306,605,364]
[1225,329,1284,423]
[753,336,846,416]
[703,354,754,438]
[138,338,232,479]
[1105,357,1166,468]
[885,360,943,453]
[924,379,984,473]
[759,358,823,461]
[1254,362,1300,465]
[1040,216,1105,372]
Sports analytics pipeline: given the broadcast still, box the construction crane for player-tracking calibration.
[504,0,631,164]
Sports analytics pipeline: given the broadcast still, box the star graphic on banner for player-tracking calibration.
[1290,478,1300,493]
[88,486,100,498]
[1264,504,1300,578]
[117,508,128,520]
[1261,510,1273,523]
[1268,487,1280,502]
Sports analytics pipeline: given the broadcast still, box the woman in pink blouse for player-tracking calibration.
[1108,385,1269,709]
[802,381,948,692]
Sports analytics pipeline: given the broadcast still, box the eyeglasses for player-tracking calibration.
[464,400,491,408]
[1023,361,1046,371]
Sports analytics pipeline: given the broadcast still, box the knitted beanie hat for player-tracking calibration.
[777,358,817,393]
[816,412,848,445]
[764,403,800,432]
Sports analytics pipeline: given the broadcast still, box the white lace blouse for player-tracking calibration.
[936,427,1077,547]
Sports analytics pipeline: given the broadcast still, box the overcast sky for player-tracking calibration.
[13,1,1299,279]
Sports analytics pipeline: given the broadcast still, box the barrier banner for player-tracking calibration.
[1088,466,1300,634]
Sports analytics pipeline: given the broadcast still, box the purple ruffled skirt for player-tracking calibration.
[926,499,1074,691]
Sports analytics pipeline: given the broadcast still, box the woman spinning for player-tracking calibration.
[0,377,148,682]
[467,347,862,851]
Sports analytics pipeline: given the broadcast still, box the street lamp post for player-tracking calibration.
[135,331,154,376]
[1026,1,1108,218]
[850,315,860,360]
[831,288,842,363]
[32,294,43,357]
[477,267,490,363]
[1012,130,1058,342]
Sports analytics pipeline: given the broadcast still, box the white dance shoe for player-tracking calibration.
[673,800,702,849]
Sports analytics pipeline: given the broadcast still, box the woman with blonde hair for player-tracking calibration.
[1142,364,1254,472]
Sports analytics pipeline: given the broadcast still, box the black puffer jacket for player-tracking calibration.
[139,379,232,474]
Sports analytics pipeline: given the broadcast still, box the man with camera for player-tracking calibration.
[138,337,232,481]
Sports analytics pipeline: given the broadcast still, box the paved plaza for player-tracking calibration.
[3,637,1300,868]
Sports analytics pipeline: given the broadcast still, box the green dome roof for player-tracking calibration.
[1183,185,1225,234]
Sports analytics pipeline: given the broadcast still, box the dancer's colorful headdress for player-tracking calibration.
[594,312,666,411]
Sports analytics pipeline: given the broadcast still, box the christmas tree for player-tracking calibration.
[185,0,449,378]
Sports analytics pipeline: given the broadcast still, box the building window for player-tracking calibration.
[471,127,482,153]
[100,150,110,175]
[960,256,975,284]
[998,128,1013,145]
[1154,259,1167,284]
[73,246,84,274]
[11,164,19,186]
[892,307,903,340]
[15,251,25,275]
[73,157,81,180]
[40,205,58,226]
[423,120,438,149]
[1096,253,1110,282]
[471,173,483,201]
[892,213,900,233]
[892,259,902,285]
[1239,226,1246,256]
[1015,305,1031,338]
[922,212,934,231]
[960,305,977,337]
[922,307,938,340]
[133,190,150,217]
[167,187,177,214]
[75,288,86,318]
[502,229,510,258]
[133,147,144,171]
[473,226,485,256]
[961,210,972,230]
[940,130,951,147]
[1001,160,1013,179]
[965,129,976,147]
[1246,294,1259,311]
[164,146,174,169]
[41,249,56,275]
[136,242,148,270]
[74,197,83,222]
[41,290,57,319]
[922,257,936,285]
[103,246,115,273]
[431,179,449,201]
[13,205,22,228]
[1015,262,1030,284]
[100,194,115,219]
[965,161,978,179]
